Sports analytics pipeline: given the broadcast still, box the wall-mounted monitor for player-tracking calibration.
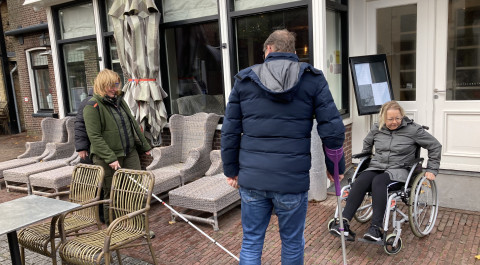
[349,54,394,115]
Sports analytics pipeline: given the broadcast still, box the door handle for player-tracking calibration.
[434,88,447,93]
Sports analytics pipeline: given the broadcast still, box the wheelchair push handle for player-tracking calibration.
[324,147,344,196]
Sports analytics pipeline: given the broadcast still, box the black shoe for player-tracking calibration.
[330,219,356,241]
[363,225,383,242]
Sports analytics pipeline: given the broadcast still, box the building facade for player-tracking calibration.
[4,0,480,209]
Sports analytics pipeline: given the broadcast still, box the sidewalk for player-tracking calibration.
[1,133,479,264]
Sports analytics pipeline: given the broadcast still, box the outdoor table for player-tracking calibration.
[0,195,80,265]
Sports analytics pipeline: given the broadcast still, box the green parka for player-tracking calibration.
[83,94,151,164]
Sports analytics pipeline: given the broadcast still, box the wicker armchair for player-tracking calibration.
[147,112,220,195]
[41,116,76,161]
[0,117,69,190]
[17,164,104,265]
[59,169,157,265]
[168,150,241,231]
[18,117,69,159]
[0,101,9,134]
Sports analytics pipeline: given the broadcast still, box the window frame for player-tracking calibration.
[53,0,100,115]
[26,47,55,114]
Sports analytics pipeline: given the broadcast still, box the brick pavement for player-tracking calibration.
[1,133,480,264]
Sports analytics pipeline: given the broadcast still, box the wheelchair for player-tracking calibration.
[328,145,439,255]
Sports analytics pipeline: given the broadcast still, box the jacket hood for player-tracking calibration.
[234,52,321,103]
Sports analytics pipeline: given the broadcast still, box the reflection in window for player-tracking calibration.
[162,0,218,23]
[62,41,99,113]
[235,8,309,71]
[377,4,417,101]
[325,10,344,113]
[31,51,53,111]
[164,22,225,115]
[233,0,301,11]
[58,3,96,39]
[447,0,480,100]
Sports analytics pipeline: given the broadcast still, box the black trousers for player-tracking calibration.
[343,170,395,228]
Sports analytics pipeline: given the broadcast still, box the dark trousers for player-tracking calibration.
[92,149,141,224]
[343,170,395,228]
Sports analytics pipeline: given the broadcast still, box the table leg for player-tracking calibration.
[7,231,21,265]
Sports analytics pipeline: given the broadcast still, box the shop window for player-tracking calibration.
[58,2,96,39]
[447,0,480,100]
[325,4,349,115]
[62,40,99,113]
[162,0,218,23]
[233,0,301,11]
[55,1,100,114]
[164,22,225,115]
[234,8,310,71]
[28,49,53,112]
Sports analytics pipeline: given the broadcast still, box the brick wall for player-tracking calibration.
[6,1,51,136]
[139,124,353,171]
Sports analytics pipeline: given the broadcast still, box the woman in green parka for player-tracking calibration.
[84,69,152,223]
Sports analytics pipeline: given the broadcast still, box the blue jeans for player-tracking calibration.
[239,187,308,265]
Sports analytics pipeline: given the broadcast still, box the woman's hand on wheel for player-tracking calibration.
[425,172,436,180]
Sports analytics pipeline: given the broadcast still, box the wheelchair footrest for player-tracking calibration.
[357,237,384,246]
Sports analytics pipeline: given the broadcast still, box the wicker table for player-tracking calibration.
[0,195,80,265]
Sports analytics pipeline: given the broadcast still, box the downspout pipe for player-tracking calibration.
[10,63,21,132]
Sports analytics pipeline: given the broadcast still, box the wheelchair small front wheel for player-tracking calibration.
[384,234,402,255]
[408,174,439,237]
[327,218,336,230]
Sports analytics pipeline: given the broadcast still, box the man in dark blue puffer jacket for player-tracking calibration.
[221,29,346,265]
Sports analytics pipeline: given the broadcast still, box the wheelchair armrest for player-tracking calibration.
[352,152,372,159]
[403,157,424,167]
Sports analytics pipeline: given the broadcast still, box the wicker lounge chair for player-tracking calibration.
[59,169,157,265]
[30,156,82,198]
[4,152,79,194]
[4,118,77,194]
[168,150,240,231]
[17,164,104,265]
[0,117,69,189]
[146,112,220,195]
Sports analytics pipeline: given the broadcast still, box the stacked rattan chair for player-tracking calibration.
[3,117,77,194]
[168,150,240,231]
[146,112,220,196]
[59,169,157,265]
[17,164,105,265]
[0,117,69,190]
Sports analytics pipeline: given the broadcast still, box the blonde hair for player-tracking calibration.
[263,29,296,53]
[378,100,405,130]
[93,69,120,97]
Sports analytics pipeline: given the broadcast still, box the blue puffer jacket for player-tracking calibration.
[221,52,345,193]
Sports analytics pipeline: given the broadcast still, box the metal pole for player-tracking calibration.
[128,175,240,262]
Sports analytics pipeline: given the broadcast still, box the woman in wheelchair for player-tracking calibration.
[329,100,441,242]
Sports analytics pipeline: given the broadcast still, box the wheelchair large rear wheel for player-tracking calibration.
[354,195,373,223]
[408,173,438,237]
